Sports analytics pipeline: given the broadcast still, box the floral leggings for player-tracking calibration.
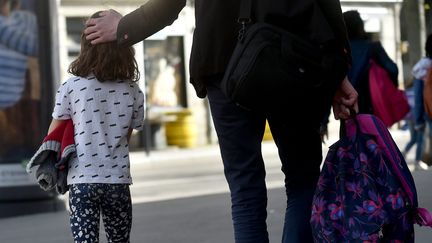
[69,184,132,243]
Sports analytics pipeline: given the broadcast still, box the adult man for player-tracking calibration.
[85,1,358,242]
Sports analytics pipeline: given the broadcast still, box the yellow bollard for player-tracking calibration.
[164,109,197,148]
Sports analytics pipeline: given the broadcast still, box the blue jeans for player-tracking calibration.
[414,79,426,126]
[403,120,422,161]
[412,79,432,161]
[206,77,322,243]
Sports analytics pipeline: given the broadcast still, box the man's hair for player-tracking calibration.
[426,34,432,58]
[68,12,140,82]
[343,10,366,40]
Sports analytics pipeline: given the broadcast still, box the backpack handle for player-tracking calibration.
[416,208,432,227]
[340,108,359,139]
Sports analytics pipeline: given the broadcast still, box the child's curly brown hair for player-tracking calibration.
[68,12,140,82]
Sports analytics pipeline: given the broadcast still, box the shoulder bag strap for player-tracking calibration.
[237,0,252,41]
[238,0,252,23]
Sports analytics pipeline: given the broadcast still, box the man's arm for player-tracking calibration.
[316,0,351,63]
[85,0,186,46]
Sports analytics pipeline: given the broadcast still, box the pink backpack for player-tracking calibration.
[369,60,410,127]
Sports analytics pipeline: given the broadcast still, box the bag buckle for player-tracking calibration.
[237,18,251,41]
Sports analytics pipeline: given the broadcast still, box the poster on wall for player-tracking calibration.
[0,0,40,187]
[144,36,187,109]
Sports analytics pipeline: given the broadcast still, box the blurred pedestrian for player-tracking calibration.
[401,86,420,158]
[409,33,432,170]
[47,12,144,242]
[343,10,398,114]
[84,1,358,242]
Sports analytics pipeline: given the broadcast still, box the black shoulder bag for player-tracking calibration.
[221,0,348,115]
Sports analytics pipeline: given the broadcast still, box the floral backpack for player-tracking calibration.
[311,114,432,242]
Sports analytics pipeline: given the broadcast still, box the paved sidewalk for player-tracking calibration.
[0,171,431,243]
[0,128,431,242]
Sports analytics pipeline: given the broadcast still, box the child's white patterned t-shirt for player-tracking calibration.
[52,75,144,185]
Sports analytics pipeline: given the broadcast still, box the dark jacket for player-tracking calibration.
[117,0,351,98]
[348,40,398,114]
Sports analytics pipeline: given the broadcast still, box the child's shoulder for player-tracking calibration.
[56,76,76,90]
[63,75,101,87]
[125,80,138,87]
[125,81,142,92]
[61,75,84,86]
[57,76,99,95]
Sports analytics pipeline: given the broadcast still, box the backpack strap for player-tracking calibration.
[416,208,432,227]
[340,108,359,139]
[347,114,417,206]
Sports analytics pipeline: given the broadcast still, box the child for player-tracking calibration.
[49,12,144,242]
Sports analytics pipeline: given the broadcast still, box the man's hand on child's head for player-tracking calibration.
[84,9,122,45]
